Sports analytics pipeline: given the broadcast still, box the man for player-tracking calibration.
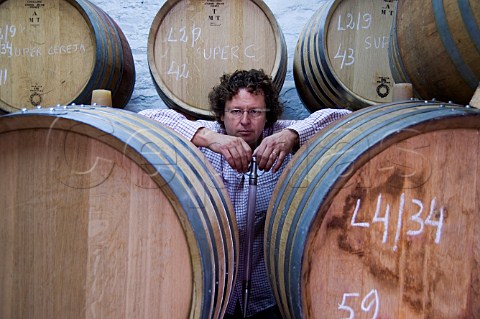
[139,69,350,318]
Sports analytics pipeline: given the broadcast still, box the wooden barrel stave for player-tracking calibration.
[266,101,480,318]
[294,1,339,110]
[0,0,135,112]
[0,106,237,319]
[391,0,480,104]
[76,0,135,108]
[80,1,122,101]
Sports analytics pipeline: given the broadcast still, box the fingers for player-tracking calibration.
[225,142,251,173]
[253,130,298,172]
[253,135,278,171]
[271,151,285,173]
[214,137,251,173]
[254,146,284,173]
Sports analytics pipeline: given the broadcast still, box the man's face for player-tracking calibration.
[221,88,268,148]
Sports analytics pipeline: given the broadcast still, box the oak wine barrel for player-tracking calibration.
[0,0,135,113]
[266,100,480,318]
[0,106,237,319]
[147,0,287,119]
[293,0,397,112]
[389,0,480,104]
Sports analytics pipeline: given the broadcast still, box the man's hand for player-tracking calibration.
[192,128,252,172]
[253,129,299,173]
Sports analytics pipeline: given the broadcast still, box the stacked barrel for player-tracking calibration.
[294,0,479,111]
[0,0,135,112]
[265,100,480,318]
[147,0,287,119]
[0,106,237,319]
[293,0,396,111]
[266,0,480,318]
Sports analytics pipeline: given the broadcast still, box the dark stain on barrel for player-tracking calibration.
[337,233,365,257]
[402,271,424,313]
[401,236,429,313]
[402,294,423,313]
[330,187,367,256]
[366,256,399,284]
[327,215,346,230]
[329,186,362,231]
[407,170,429,191]
[387,165,407,189]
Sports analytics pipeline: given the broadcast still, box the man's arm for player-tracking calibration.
[192,128,252,173]
[140,109,252,172]
[254,109,351,173]
[139,109,205,141]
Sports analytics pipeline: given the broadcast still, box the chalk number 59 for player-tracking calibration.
[338,289,379,319]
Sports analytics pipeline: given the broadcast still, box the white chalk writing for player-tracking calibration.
[0,24,16,57]
[0,23,87,57]
[47,43,86,55]
[337,12,372,31]
[0,43,86,57]
[338,289,379,319]
[334,43,355,69]
[13,47,41,57]
[0,68,7,86]
[364,35,390,49]
[168,61,189,80]
[195,44,255,60]
[164,24,258,81]
[0,25,16,42]
[351,193,445,251]
[0,42,13,56]
[331,8,393,70]
[333,11,372,69]
[167,26,202,48]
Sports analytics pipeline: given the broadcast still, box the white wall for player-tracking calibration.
[88,0,323,119]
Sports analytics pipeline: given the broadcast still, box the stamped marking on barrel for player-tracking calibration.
[25,0,45,25]
[25,0,45,10]
[204,1,226,27]
[29,86,42,106]
[376,77,391,98]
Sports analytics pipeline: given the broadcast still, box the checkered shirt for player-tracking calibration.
[139,108,351,317]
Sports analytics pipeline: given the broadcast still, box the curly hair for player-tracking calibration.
[208,69,283,128]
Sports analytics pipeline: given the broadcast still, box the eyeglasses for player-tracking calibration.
[225,108,268,118]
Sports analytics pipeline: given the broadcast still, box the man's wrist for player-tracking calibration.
[192,127,211,148]
[283,128,300,151]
